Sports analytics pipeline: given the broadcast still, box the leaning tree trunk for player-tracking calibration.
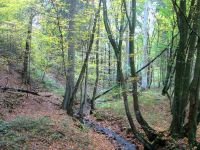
[122,0,157,142]
[162,26,176,96]
[79,62,89,116]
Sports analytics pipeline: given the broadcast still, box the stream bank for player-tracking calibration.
[80,118,136,150]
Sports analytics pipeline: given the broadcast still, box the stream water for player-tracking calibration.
[81,118,136,150]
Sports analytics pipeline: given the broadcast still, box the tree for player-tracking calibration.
[50,0,67,77]
[22,5,38,84]
[141,0,149,90]
[64,0,101,115]
[62,0,77,111]
[170,0,200,138]
[91,19,100,112]
[103,0,155,149]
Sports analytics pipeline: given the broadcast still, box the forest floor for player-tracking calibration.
[95,89,171,130]
[0,60,115,150]
[90,90,171,149]
[92,89,200,149]
[1,58,200,150]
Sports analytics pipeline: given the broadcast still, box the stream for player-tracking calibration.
[81,118,136,150]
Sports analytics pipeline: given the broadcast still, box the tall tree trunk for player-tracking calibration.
[64,0,101,115]
[170,0,188,136]
[141,0,149,90]
[22,15,34,84]
[91,21,100,112]
[181,0,200,124]
[63,0,77,111]
[187,0,200,144]
[188,38,200,145]
[147,34,152,89]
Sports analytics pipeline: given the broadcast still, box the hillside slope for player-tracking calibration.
[0,59,114,150]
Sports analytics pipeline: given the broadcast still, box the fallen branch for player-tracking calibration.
[0,86,39,96]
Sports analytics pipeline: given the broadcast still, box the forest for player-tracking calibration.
[0,0,200,149]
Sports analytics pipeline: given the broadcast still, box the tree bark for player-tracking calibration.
[181,0,200,125]
[63,0,77,111]
[187,0,200,144]
[187,39,200,145]
[64,0,101,115]
[170,0,189,136]
[91,20,100,111]
[50,0,67,77]
[103,0,153,149]
[141,0,149,90]
[22,15,34,84]
[79,62,88,116]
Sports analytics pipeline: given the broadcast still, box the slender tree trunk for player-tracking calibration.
[108,44,111,85]
[79,63,88,116]
[147,35,152,89]
[22,15,34,84]
[50,0,67,77]
[162,27,176,95]
[91,21,100,112]
[141,0,149,90]
[123,0,157,142]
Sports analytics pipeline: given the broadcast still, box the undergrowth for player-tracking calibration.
[0,116,63,150]
[96,89,171,129]
[0,116,98,150]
